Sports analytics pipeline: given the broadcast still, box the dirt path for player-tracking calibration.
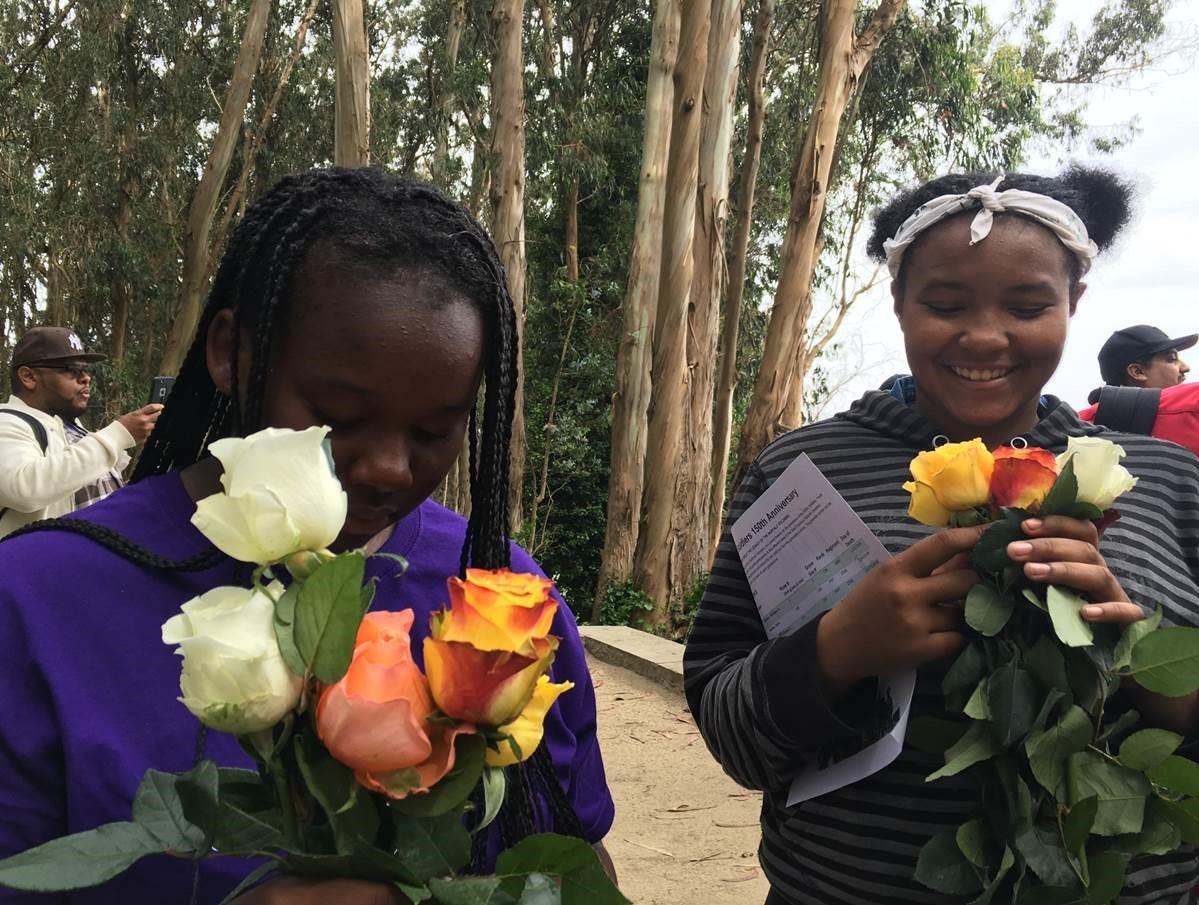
[590,657,769,905]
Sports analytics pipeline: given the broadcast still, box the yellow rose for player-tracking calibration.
[486,676,574,767]
[903,439,995,527]
[435,569,558,654]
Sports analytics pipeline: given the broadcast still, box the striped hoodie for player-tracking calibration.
[684,390,1199,905]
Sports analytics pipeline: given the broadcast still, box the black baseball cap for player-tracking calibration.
[1098,325,1197,386]
[11,327,107,369]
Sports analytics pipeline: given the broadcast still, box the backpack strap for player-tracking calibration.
[0,408,51,523]
[1093,386,1161,435]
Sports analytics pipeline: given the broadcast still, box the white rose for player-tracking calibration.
[1056,436,1138,511]
[191,426,347,564]
[162,583,302,735]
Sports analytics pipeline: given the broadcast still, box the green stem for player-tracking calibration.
[273,765,299,847]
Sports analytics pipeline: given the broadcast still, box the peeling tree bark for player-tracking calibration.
[709,0,774,559]
[158,0,272,376]
[631,0,710,625]
[332,0,371,166]
[735,0,905,465]
[489,0,528,535]
[593,0,679,618]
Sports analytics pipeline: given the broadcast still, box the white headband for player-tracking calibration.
[882,176,1098,279]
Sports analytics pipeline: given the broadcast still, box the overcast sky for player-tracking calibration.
[820,0,1199,416]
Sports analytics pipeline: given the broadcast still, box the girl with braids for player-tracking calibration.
[0,169,614,905]
[685,167,1199,904]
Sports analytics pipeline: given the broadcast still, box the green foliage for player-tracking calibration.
[594,579,653,627]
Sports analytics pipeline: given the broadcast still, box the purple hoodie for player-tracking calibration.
[0,473,613,904]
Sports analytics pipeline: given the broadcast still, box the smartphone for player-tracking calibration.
[149,376,175,406]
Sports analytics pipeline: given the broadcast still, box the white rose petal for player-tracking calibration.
[1056,436,1138,511]
[191,426,347,565]
[162,584,302,735]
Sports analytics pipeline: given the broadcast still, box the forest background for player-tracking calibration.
[2,0,1193,636]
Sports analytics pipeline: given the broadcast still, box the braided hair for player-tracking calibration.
[5,169,587,860]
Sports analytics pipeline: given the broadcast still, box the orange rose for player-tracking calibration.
[316,610,473,799]
[424,632,558,727]
[990,446,1058,510]
[437,569,558,653]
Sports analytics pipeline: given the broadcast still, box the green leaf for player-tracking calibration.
[218,861,279,905]
[944,644,989,698]
[294,731,380,854]
[1128,626,1199,696]
[1067,650,1107,718]
[273,582,306,677]
[1112,608,1162,672]
[1025,635,1071,695]
[294,551,368,684]
[1067,751,1150,836]
[1040,458,1079,518]
[479,766,507,831]
[177,760,286,853]
[386,810,472,881]
[928,721,1001,782]
[1047,585,1094,648]
[988,658,1040,747]
[1061,796,1097,854]
[1146,754,1199,796]
[1032,688,1068,733]
[1063,502,1105,522]
[1025,705,1092,797]
[1014,821,1077,887]
[1022,588,1049,612]
[496,834,629,905]
[130,769,207,852]
[970,846,1015,905]
[956,819,991,869]
[971,513,1026,574]
[965,678,992,720]
[1159,797,1199,845]
[284,842,426,889]
[1096,709,1140,745]
[915,829,984,895]
[428,877,505,905]
[1083,851,1128,905]
[390,733,487,818]
[966,583,1015,636]
[0,822,165,891]
[1110,796,1180,857]
[1117,729,1182,772]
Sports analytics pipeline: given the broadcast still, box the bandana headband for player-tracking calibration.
[882,176,1099,279]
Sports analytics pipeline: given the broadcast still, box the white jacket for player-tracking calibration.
[0,395,134,538]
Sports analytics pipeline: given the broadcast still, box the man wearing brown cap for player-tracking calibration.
[0,327,162,538]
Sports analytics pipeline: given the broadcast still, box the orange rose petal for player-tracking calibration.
[357,610,415,646]
[991,456,1058,510]
[316,684,433,773]
[424,638,550,725]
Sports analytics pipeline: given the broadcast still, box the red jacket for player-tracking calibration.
[1079,382,1199,456]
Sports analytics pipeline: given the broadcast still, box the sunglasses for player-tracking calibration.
[30,364,93,380]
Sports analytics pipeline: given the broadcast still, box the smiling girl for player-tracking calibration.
[0,169,613,905]
[685,167,1199,905]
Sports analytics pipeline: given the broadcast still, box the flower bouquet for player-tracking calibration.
[904,436,1199,904]
[0,427,627,905]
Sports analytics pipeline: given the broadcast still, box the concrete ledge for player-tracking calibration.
[579,625,685,694]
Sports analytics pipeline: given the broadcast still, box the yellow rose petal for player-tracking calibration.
[486,677,574,767]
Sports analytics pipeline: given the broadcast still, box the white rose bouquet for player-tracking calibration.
[0,427,626,905]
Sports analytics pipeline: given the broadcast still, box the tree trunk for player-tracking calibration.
[631,0,710,626]
[432,0,466,187]
[158,0,272,376]
[489,0,528,536]
[332,0,371,166]
[683,0,741,584]
[735,0,905,464]
[564,178,579,284]
[593,0,680,619]
[709,0,774,558]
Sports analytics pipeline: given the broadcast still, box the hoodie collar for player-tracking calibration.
[840,387,1104,452]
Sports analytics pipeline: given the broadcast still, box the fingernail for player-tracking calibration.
[1084,605,1103,618]
[1023,519,1043,531]
[1009,541,1033,557]
[1025,562,1050,577]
